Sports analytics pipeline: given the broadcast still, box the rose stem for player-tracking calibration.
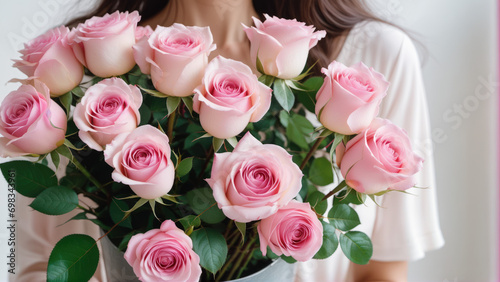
[72,157,108,196]
[300,136,326,170]
[235,238,258,279]
[216,226,242,281]
[166,110,177,141]
[196,145,214,185]
[226,235,257,280]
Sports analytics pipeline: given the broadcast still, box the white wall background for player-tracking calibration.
[0,0,498,281]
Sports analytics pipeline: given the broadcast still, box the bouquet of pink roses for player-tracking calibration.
[0,11,423,282]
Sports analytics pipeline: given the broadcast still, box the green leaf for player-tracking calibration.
[339,231,373,265]
[178,215,201,230]
[71,85,85,98]
[176,157,193,178]
[191,228,228,274]
[139,86,167,97]
[279,110,290,127]
[256,55,265,75]
[306,191,328,215]
[47,234,99,282]
[226,137,238,149]
[295,76,324,113]
[314,221,338,259]
[213,137,224,152]
[55,145,73,161]
[273,79,295,112]
[166,97,181,116]
[109,199,132,229]
[59,92,73,115]
[328,204,360,231]
[308,157,334,186]
[50,151,60,170]
[280,255,297,264]
[286,114,314,149]
[258,74,275,87]
[186,188,225,224]
[0,161,57,197]
[30,186,79,216]
[235,221,246,243]
[181,96,194,116]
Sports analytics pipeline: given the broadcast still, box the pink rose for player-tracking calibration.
[71,11,140,77]
[193,56,272,139]
[0,82,67,157]
[12,26,83,96]
[133,23,216,97]
[104,125,175,199]
[124,220,201,282]
[206,132,302,223]
[337,118,424,194]
[73,77,142,151]
[243,14,326,79]
[258,200,323,261]
[135,25,153,41]
[315,61,389,135]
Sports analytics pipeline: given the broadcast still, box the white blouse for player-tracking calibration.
[295,21,445,281]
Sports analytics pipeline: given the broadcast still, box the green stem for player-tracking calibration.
[196,146,214,185]
[300,136,326,170]
[72,158,107,195]
[166,110,176,141]
[236,238,258,279]
[216,226,242,281]
[226,235,257,280]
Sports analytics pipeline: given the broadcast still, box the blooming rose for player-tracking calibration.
[206,132,302,223]
[0,82,66,157]
[124,220,201,282]
[243,14,326,79]
[193,56,272,139]
[71,11,140,77]
[133,23,216,97]
[12,26,83,96]
[315,61,389,135]
[336,118,424,194]
[104,125,175,199]
[258,200,323,261]
[73,78,142,151]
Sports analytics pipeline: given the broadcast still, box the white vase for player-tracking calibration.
[100,234,296,282]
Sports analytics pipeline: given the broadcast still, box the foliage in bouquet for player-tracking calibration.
[0,11,424,282]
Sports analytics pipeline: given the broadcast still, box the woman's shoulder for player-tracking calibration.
[337,20,419,69]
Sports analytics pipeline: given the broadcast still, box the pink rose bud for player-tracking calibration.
[73,77,142,151]
[104,125,175,199]
[315,61,389,135]
[71,11,140,77]
[206,132,303,223]
[243,14,326,79]
[12,26,83,96]
[133,23,216,97]
[338,118,424,194]
[0,82,67,157]
[193,56,272,139]
[258,200,323,261]
[124,220,202,282]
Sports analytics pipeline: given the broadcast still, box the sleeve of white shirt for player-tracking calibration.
[345,21,445,261]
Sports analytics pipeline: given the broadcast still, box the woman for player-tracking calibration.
[16,0,444,281]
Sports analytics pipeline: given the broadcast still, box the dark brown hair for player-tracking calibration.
[67,0,387,74]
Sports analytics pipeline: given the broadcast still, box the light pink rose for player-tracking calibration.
[12,26,83,96]
[124,220,201,282]
[104,125,175,199]
[243,14,326,79]
[337,118,424,194]
[135,25,153,41]
[73,77,142,151]
[258,200,323,261]
[133,23,216,97]
[71,11,140,77]
[206,132,302,223]
[0,82,67,157]
[315,61,389,135]
[193,56,272,139]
